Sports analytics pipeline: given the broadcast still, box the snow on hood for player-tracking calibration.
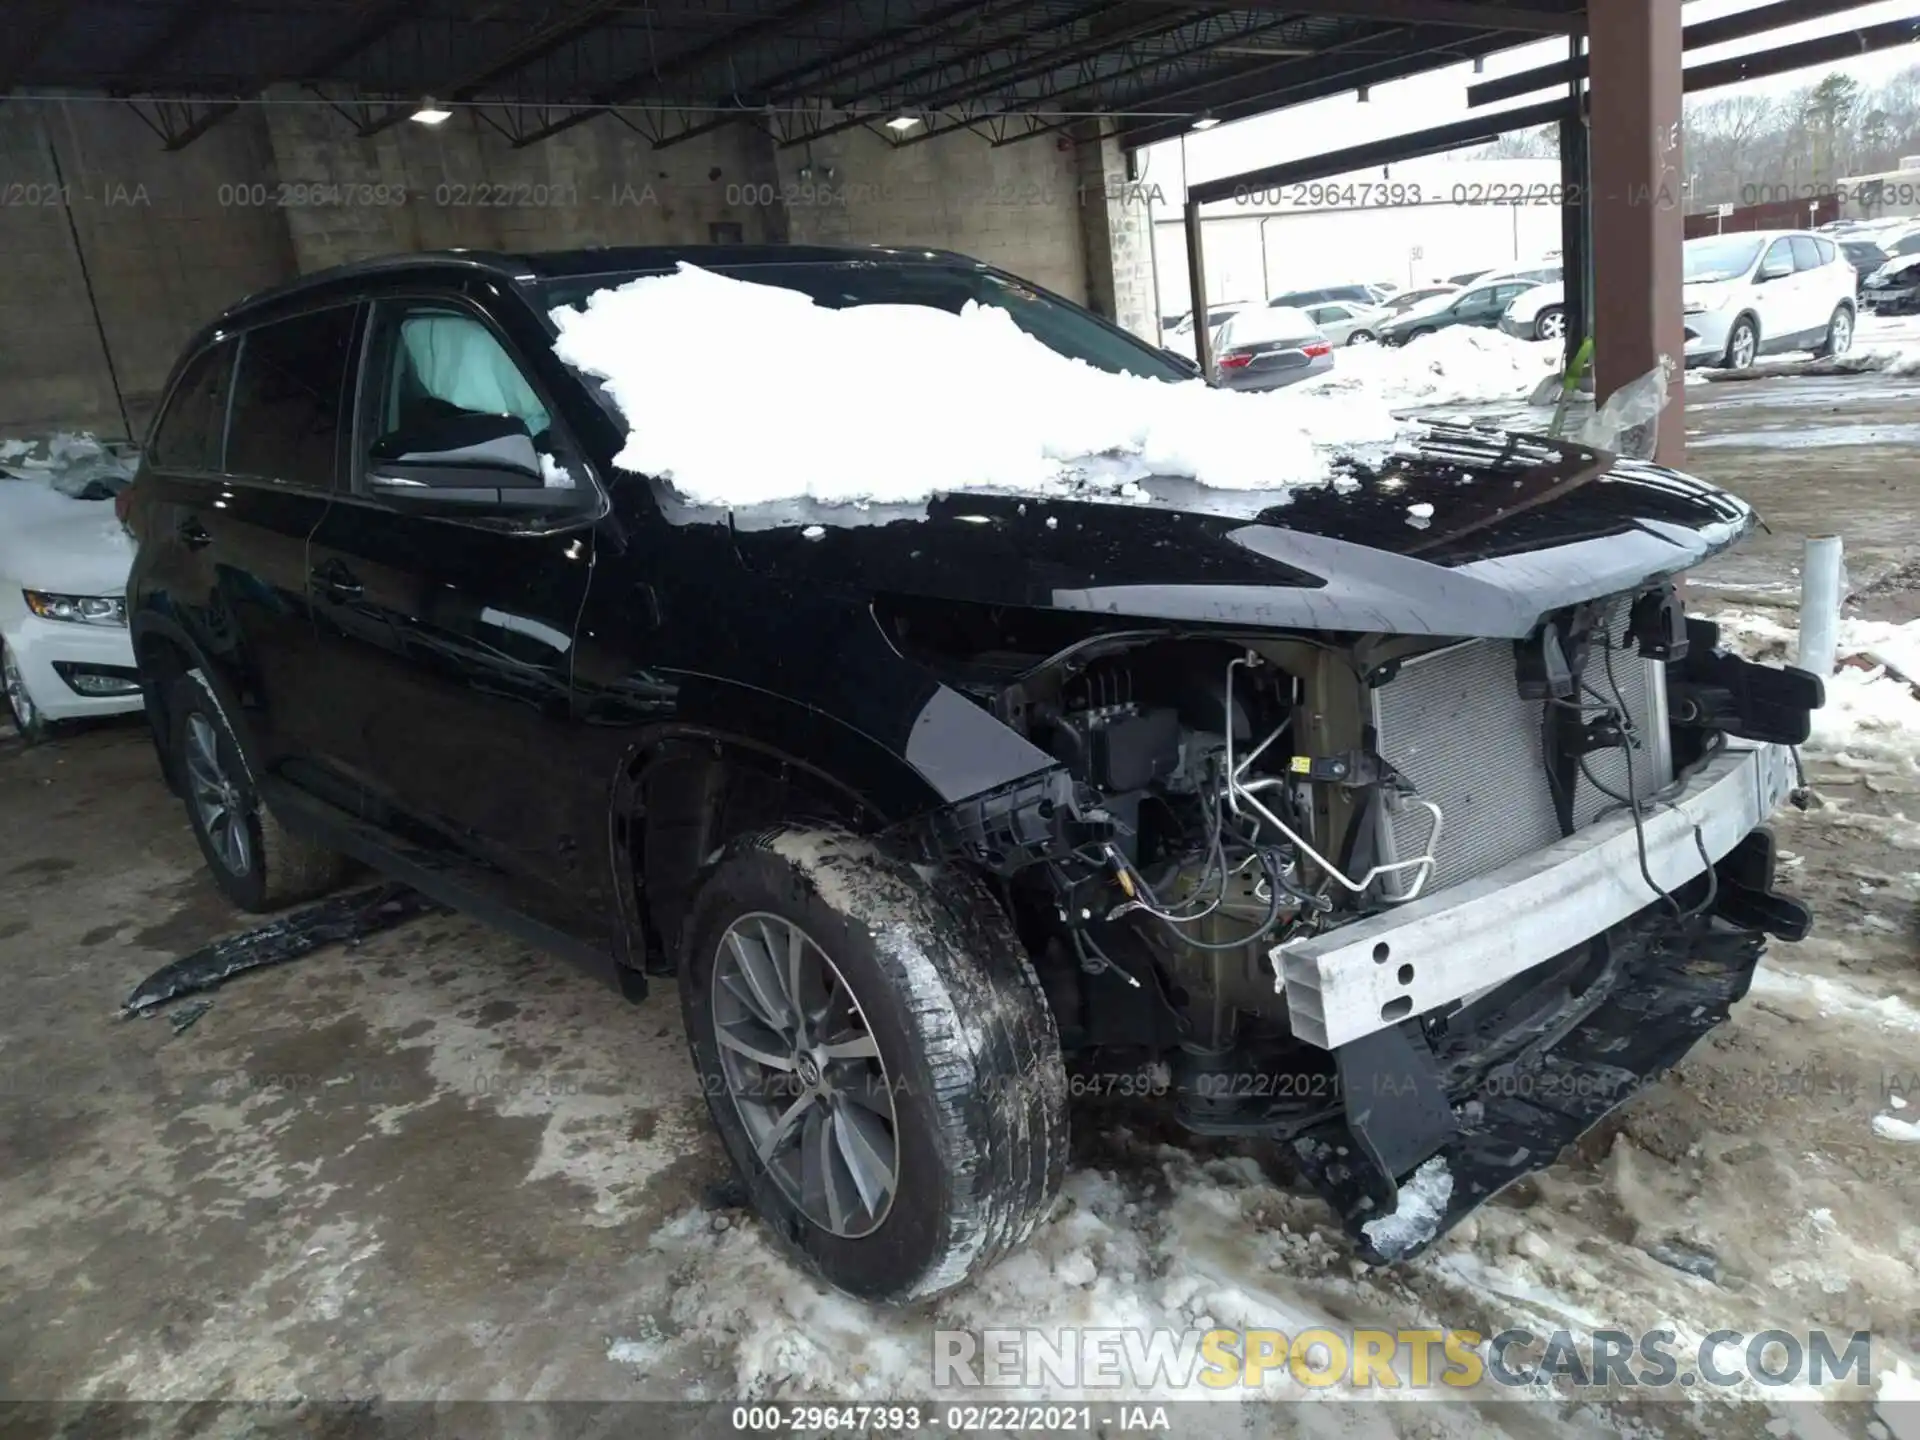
[0,432,136,594]
[548,264,1409,510]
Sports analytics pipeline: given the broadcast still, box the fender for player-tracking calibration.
[128,608,258,794]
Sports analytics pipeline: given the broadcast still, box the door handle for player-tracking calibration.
[177,518,213,550]
[310,562,363,602]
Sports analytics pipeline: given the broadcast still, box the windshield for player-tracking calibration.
[1685,235,1764,283]
[542,262,1189,383]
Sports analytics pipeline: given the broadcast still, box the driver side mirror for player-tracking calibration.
[367,413,579,513]
[1757,261,1792,282]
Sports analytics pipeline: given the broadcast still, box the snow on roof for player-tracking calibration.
[548,264,1406,510]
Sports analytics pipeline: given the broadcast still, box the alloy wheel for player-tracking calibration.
[1,644,33,732]
[185,712,251,876]
[1830,308,1853,355]
[1730,324,1757,369]
[710,912,899,1238]
[1538,309,1566,341]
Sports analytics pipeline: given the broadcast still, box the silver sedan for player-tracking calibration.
[1209,305,1335,391]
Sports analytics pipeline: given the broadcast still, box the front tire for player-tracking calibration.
[168,671,349,911]
[1347,330,1376,345]
[1724,315,1759,370]
[1534,306,1566,342]
[681,827,1067,1302]
[2,639,50,745]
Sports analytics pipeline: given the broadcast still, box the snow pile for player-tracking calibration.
[1360,1155,1452,1259]
[1297,326,1561,410]
[1709,610,1920,770]
[548,264,1407,509]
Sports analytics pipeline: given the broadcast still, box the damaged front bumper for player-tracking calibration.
[1293,893,1775,1263]
[1277,741,1806,1263]
[1278,740,1797,1050]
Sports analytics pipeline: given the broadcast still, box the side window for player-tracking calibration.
[149,340,236,472]
[1759,238,1794,278]
[1790,236,1822,271]
[1815,237,1837,266]
[377,309,552,446]
[227,306,360,490]
[1308,305,1343,324]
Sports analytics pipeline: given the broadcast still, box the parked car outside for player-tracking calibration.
[1269,284,1377,309]
[1446,268,1492,286]
[1500,281,1570,342]
[1862,250,1920,316]
[0,436,145,743]
[1163,301,1247,359]
[125,244,1819,1302]
[1209,304,1335,388]
[1378,275,1548,345]
[1839,238,1889,285]
[1301,299,1391,345]
[1673,230,1858,368]
[1384,284,1457,315]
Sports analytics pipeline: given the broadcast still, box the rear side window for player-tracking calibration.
[227,305,361,491]
[1790,236,1822,271]
[149,341,235,472]
[1815,237,1837,265]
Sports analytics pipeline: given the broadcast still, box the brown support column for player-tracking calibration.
[1184,197,1212,377]
[1587,0,1685,465]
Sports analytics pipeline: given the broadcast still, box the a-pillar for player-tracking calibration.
[1587,0,1686,464]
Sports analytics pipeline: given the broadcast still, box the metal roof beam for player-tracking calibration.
[1469,0,1885,105]
[1164,0,1581,34]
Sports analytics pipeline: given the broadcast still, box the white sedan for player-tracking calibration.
[0,437,143,744]
[1301,300,1393,346]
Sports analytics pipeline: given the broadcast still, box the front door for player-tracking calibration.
[304,296,602,933]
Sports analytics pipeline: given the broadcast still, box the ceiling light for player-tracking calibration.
[1191,111,1220,131]
[411,99,453,125]
[1473,56,1485,74]
[1357,85,1370,103]
[885,113,921,133]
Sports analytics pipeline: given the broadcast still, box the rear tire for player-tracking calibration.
[1814,303,1853,358]
[680,826,1067,1302]
[1,639,50,745]
[1347,330,1376,345]
[1534,306,1566,342]
[168,670,350,912]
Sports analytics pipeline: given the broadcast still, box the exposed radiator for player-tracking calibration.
[1371,599,1671,898]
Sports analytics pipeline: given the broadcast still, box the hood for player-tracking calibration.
[716,425,1753,641]
[0,486,134,594]
[1868,253,1920,284]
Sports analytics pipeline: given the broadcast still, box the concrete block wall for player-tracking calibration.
[0,100,295,438]
[1,95,1159,438]
[256,90,787,272]
[1071,126,1161,343]
[774,120,1090,305]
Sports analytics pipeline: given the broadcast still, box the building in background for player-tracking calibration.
[1151,157,1562,321]
[1835,155,1920,222]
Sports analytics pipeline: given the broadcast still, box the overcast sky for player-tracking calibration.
[1142,0,1920,194]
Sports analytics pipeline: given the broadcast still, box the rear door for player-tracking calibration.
[149,305,359,773]
[303,291,601,930]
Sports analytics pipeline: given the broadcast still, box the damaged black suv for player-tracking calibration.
[125,245,1821,1302]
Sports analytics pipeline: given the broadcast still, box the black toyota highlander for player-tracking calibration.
[124,245,1821,1303]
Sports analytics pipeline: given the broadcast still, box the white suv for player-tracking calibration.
[1499,231,1858,368]
[1682,230,1855,368]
